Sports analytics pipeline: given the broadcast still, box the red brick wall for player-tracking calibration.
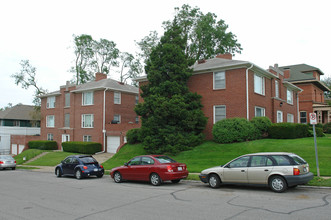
[10,135,42,153]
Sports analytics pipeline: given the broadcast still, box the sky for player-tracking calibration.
[1,0,330,108]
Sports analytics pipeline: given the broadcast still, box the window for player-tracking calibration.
[128,157,141,166]
[277,111,283,123]
[214,105,226,123]
[213,71,225,89]
[228,156,249,168]
[287,89,293,104]
[65,93,70,107]
[114,92,121,104]
[47,96,56,108]
[13,121,20,127]
[287,114,294,123]
[250,156,273,167]
[46,115,55,127]
[300,111,307,124]
[254,74,265,95]
[47,133,53,141]
[275,81,279,98]
[141,157,155,165]
[83,135,92,142]
[135,95,139,105]
[64,114,70,128]
[271,155,291,166]
[255,106,265,117]
[82,114,94,128]
[135,116,139,124]
[114,114,121,123]
[82,91,93,105]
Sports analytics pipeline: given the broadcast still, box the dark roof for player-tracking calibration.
[0,104,39,120]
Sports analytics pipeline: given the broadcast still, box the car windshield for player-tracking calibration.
[155,156,177,163]
[289,154,307,165]
[80,156,97,164]
[0,155,14,160]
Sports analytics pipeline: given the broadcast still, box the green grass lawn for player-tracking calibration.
[14,149,46,165]
[26,152,79,166]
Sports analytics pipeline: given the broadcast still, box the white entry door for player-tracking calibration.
[107,136,120,153]
[61,134,70,151]
[277,111,283,123]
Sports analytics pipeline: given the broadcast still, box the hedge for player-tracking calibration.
[323,122,331,134]
[28,140,58,150]
[62,142,102,154]
[250,117,272,138]
[126,128,141,144]
[268,123,310,139]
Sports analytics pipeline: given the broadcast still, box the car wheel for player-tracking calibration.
[75,169,83,180]
[12,167,16,170]
[150,173,161,186]
[269,176,287,193]
[113,172,122,183]
[208,174,221,188]
[171,179,181,184]
[55,168,62,177]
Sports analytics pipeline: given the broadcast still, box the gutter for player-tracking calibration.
[297,90,302,123]
[246,64,254,120]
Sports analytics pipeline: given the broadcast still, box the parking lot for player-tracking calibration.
[1,169,330,220]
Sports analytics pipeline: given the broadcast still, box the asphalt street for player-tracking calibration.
[0,169,330,220]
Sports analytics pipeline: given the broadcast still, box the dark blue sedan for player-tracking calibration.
[55,155,104,179]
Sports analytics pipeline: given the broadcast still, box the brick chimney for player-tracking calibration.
[283,69,291,79]
[216,53,232,60]
[95,72,107,81]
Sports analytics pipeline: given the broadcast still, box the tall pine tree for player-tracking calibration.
[135,20,207,154]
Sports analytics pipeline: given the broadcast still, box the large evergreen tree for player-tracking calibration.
[135,20,207,155]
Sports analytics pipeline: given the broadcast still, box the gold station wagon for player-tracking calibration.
[199,152,314,193]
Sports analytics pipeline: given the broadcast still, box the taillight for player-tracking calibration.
[0,161,3,164]
[83,166,88,170]
[167,165,173,172]
[100,165,103,168]
[14,161,16,164]
[293,168,300,175]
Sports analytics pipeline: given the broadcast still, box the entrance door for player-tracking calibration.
[62,134,70,150]
[107,136,120,153]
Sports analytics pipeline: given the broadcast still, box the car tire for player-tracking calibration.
[113,172,122,183]
[171,179,181,184]
[269,176,287,193]
[75,169,83,180]
[12,167,16,170]
[150,173,162,186]
[208,174,221,188]
[55,168,62,177]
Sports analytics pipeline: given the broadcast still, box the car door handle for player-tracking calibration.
[264,169,269,172]
[241,170,245,172]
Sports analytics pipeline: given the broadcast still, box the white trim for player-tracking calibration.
[213,71,226,90]
[81,114,94,128]
[254,106,265,117]
[114,91,121,104]
[82,91,94,106]
[46,115,55,128]
[277,111,283,123]
[213,105,226,124]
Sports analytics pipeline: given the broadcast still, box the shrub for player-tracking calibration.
[268,123,310,139]
[315,127,325,137]
[213,118,259,144]
[323,122,331,134]
[28,140,57,150]
[126,128,141,144]
[62,142,102,154]
[250,117,272,138]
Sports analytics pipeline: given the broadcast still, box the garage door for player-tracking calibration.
[107,136,120,153]
[11,144,17,155]
[19,145,25,154]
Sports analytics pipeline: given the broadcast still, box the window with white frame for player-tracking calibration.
[46,115,55,127]
[65,93,70,107]
[275,80,279,98]
[82,91,94,106]
[114,114,121,123]
[277,111,283,123]
[214,105,226,123]
[47,133,53,141]
[82,114,94,128]
[254,74,265,95]
[135,95,139,105]
[114,92,121,104]
[213,71,225,89]
[135,116,139,124]
[287,113,294,123]
[300,111,307,124]
[64,114,70,128]
[83,135,92,142]
[47,96,56,108]
[287,89,293,104]
[255,106,265,117]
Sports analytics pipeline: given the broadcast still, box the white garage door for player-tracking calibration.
[11,144,17,155]
[19,145,25,154]
[107,136,120,153]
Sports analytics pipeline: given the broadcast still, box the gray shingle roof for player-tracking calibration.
[279,64,325,81]
[0,104,38,120]
[192,57,249,72]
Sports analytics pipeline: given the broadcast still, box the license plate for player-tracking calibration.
[178,167,182,171]
[94,168,98,172]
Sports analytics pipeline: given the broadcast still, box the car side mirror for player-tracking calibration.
[61,160,64,164]
[124,162,128,166]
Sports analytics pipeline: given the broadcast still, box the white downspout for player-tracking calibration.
[297,90,302,123]
[246,64,254,120]
[103,88,110,152]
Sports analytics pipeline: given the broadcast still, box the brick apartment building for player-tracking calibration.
[135,54,302,140]
[278,64,331,124]
[39,73,140,153]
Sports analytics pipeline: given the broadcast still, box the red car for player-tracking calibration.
[110,155,189,186]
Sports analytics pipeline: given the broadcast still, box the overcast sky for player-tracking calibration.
[1,0,330,108]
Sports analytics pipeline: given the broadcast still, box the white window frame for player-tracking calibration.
[255,106,265,117]
[254,74,265,95]
[81,114,94,128]
[135,95,139,105]
[213,71,226,90]
[83,135,92,142]
[46,115,55,128]
[114,114,121,123]
[114,92,121,104]
[287,89,293,104]
[46,96,56,108]
[82,91,94,106]
[135,116,139,124]
[275,80,279,98]
[277,111,283,123]
[47,133,53,141]
[214,105,226,123]
[287,113,294,123]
